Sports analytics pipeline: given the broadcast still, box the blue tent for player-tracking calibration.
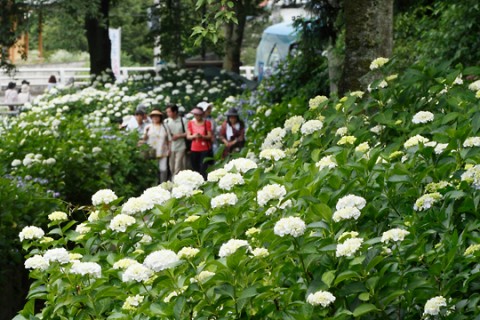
[255,22,298,80]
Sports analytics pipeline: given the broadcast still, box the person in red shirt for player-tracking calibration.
[186,107,213,178]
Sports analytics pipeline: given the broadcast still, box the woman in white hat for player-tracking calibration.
[186,106,213,178]
[219,107,245,158]
[142,109,170,183]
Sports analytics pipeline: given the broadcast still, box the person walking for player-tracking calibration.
[164,103,188,179]
[219,108,246,158]
[18,83,32,104]
[186,106,213,179]
[142,109,170,183]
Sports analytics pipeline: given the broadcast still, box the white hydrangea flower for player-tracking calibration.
[218,173,245,191]
[279,199,293,210]
[211,193,238,208]
[381,228,410,243]
[109,214,136,232]
[185,215,200,222]
[335,127,348,136]
[306,290,336,307]
[177,247,200,259]
[44,248,70,264]
[468,80,480,91]
[309,95,328,110]
[122,263,153,282]
[338,135,357,145]
[332,207,361,222]
[69,253,83,261]
[413,192,443,211]
[75,223,91,234]
[171,185,196,198]
[261,127,286,150]
[174,170,205,189]
[121,197,154,215]
[412,111,434,124]
[370,124,385,135]
[463,137,480,148]
[423,296,447,316]
[461,165,480,189]
[434,143,449,154]
[19,226,45,241]
[300,120,324,135]
[70,261,102,278]
[113,258,138,270]
[48,211,68,221]
[224,158,258,173]
[207,168,228,182]
[143,250,180,272]
[265,207,277,216]
[315,155,337,170]
[195,270,215,283]
[141,186,171,206]
[122,295,144,310]
[355,142,370,153]
[259,149,286,161]
[219,239,250,257]
[11,159,22,167]
[404,135,430,148]
[336,237,364,257]
[257,184,287,207]
[245,227,261,237]
[274,217,306,237]
[251,247,269,257]
[336,195,366,210]
[92,189,118,206]
[92,147,102,153]
[284,116,305,133]
[25,255,50,271]
[370,57,389,70]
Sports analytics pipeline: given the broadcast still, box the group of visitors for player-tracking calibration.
[124,101,245,183]
[4,80,32,110]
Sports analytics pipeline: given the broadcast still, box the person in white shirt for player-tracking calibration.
[164,103,188,177]
[5,82,18,111]
[142,109,170,183]
[18,84,32,104]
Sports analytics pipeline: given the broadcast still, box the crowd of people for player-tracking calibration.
[122,102,246,183]
[3,75,58,111]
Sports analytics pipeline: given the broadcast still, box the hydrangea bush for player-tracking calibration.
[16,61,480,319]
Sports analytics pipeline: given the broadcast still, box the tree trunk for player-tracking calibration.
[223,2,246,74]
[85,0,112,78]
[339,0,393,95]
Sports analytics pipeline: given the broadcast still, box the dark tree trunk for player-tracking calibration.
[223,2,246,74]
[85,0,112,78]
[339,0,393,95]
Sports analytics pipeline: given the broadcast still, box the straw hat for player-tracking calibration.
[149,109,163,117]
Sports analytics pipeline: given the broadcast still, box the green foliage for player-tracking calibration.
[394,0,480,68]
[17,60,480,319]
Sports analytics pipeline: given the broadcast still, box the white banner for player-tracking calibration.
[109,28,121,80]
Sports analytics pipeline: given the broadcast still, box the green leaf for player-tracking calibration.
[334,271,360,286]
[358,292,370,301]
[322,270,336,288]
[239,286,257,300]
[352,303,380,317]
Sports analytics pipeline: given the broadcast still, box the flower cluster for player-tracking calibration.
[300,120,324,135]
[144,250,180,271]
[109,214,136,232]
[336,237,364,257]
[24,255,50,271]
[122,295,144,311]
[174,170,205,189]
[70,261,102,278]
[284,116,305,133]
[315,155,337,170]
[259,149,286,161]
[122,263,153,282]
[404,134,430,148]
[218,239,250,258]
[463,137,480,148]
[381,228,410,243]
[91,189,118,206]
[207,168,228,182]
[121,197,154,215]
[273,217,306,237]
[333,194,367,222]
[413,192,442,211]
[261,127,286,150]
[19,226,45,241]
[211,193,238,208]
[48,211,68,222]
[309,95,328,110]
[224,158,258,173]
[337,135,357,145]
[218,173,245,190]
[423,296,447,316]
[306,290,336,307]
[370,57,389,70]
[412,111,434,124]
[257,184,287,207]
[461,165,480,189]
[177,247,200,259]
